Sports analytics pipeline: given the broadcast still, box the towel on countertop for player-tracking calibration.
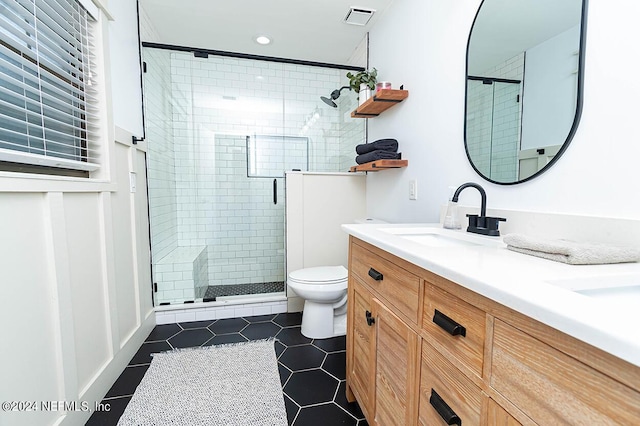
[355,138,398,155]
[503,233,640,265]
[355,150,402,165]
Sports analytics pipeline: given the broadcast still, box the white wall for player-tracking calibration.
[366,0,640,222]
[286,172,366,310]
[0,1,154,425]
[521,26,580,151]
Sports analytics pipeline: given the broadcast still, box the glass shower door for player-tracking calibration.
[143,46,364,306]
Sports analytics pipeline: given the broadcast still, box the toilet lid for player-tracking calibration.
[288,266,348,284]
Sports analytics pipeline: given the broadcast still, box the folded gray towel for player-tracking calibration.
[355,150,401,165]
[503,233,640,265]
[356,138,398,155]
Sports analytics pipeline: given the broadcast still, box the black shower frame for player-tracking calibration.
[140,42,365,72]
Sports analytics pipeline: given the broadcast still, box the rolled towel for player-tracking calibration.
[355,150,401,165]
[503,233,640,265]
[356,138,398,155]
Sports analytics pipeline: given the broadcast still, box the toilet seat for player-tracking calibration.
[288,265,348,285]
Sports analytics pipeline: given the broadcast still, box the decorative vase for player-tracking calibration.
[358,83,372,106]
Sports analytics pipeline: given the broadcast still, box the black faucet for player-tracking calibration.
[452,182,506,236]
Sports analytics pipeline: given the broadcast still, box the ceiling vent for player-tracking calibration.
[344,7,375,26]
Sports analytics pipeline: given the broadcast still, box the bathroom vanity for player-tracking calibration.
[342,224,640,425]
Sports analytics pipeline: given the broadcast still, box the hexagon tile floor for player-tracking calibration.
[86,312,368,425]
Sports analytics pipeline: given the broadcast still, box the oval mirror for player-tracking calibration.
[465,0,587,184]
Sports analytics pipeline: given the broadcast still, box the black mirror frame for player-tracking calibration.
[463,0,589,185]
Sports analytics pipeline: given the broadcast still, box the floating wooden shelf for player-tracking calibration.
[351,89,409,118]
[350,159,408,172]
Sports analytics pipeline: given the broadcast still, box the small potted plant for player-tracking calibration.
[346,68,378,106]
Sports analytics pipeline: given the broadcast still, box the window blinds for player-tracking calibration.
[0,0,99,171]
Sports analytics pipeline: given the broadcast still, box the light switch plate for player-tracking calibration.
[129,172,137,193]
[409,179,417,200]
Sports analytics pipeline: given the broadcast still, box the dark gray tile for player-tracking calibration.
[278,363,292,387]
[279,345,326,371]
[277,327,312,347]
[167,328,213,348]
[275,340,286,358]
[273,312,302,327]
[208,318,249,334]
[105,365,149,398]
[284,369,338,406]
[145,324,181,342]
[322,351,346,380]
[241,322,282,340]
[313,335,346,353]
[129,341,171,366]
[201,333,248,346]
[284,394,300,425]
[294,402,357,425]
[334,381,365,420]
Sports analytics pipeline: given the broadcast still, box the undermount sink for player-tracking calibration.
[545,274,640,310]
[379,227,502,248]
[545,274,640,292]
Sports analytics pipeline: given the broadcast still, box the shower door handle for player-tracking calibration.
[273,179,277,205]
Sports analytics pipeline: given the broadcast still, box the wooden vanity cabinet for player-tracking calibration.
[346,236,640,426]
[346,277,376,420]
[491,319,640,424]
[346,239,420,425]
[485,399,522,426]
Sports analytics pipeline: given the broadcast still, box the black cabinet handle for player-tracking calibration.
[368,268,383,281]
[433,310,466,337]
[430,389,461,426]
[365,310,375,326]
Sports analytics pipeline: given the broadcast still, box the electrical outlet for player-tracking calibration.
[409,179,417,200]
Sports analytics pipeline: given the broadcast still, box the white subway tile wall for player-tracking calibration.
[466,53,524,181]
[143,47,365,305]
[155,299,289,325]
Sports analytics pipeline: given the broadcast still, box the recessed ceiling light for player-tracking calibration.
[255,35,271,45]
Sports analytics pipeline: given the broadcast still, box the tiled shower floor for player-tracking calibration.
[86,313,367,425]
[203,281,285,301]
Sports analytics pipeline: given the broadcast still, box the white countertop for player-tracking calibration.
[342,223,640,368]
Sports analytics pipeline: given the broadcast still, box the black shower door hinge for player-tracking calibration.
[142,61,147,73]
[153,282,158,292]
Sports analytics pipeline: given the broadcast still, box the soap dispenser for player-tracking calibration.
[443,187,461,230]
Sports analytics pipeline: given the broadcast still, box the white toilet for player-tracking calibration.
[287,265,348,339]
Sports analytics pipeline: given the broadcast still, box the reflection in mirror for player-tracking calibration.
[465,0,586,184]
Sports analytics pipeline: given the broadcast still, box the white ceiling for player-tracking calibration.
[139,0,395,66]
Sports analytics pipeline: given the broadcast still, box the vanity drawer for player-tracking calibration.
[350,242,420,324]
[491,319,640,424]
[418,340,483,426]
[422,281,485,378]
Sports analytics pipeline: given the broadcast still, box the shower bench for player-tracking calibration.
[154,245,208,304]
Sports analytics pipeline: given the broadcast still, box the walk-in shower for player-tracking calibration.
[142,45,365,305]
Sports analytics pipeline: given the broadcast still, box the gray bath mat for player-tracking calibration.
[117,339,287,425]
